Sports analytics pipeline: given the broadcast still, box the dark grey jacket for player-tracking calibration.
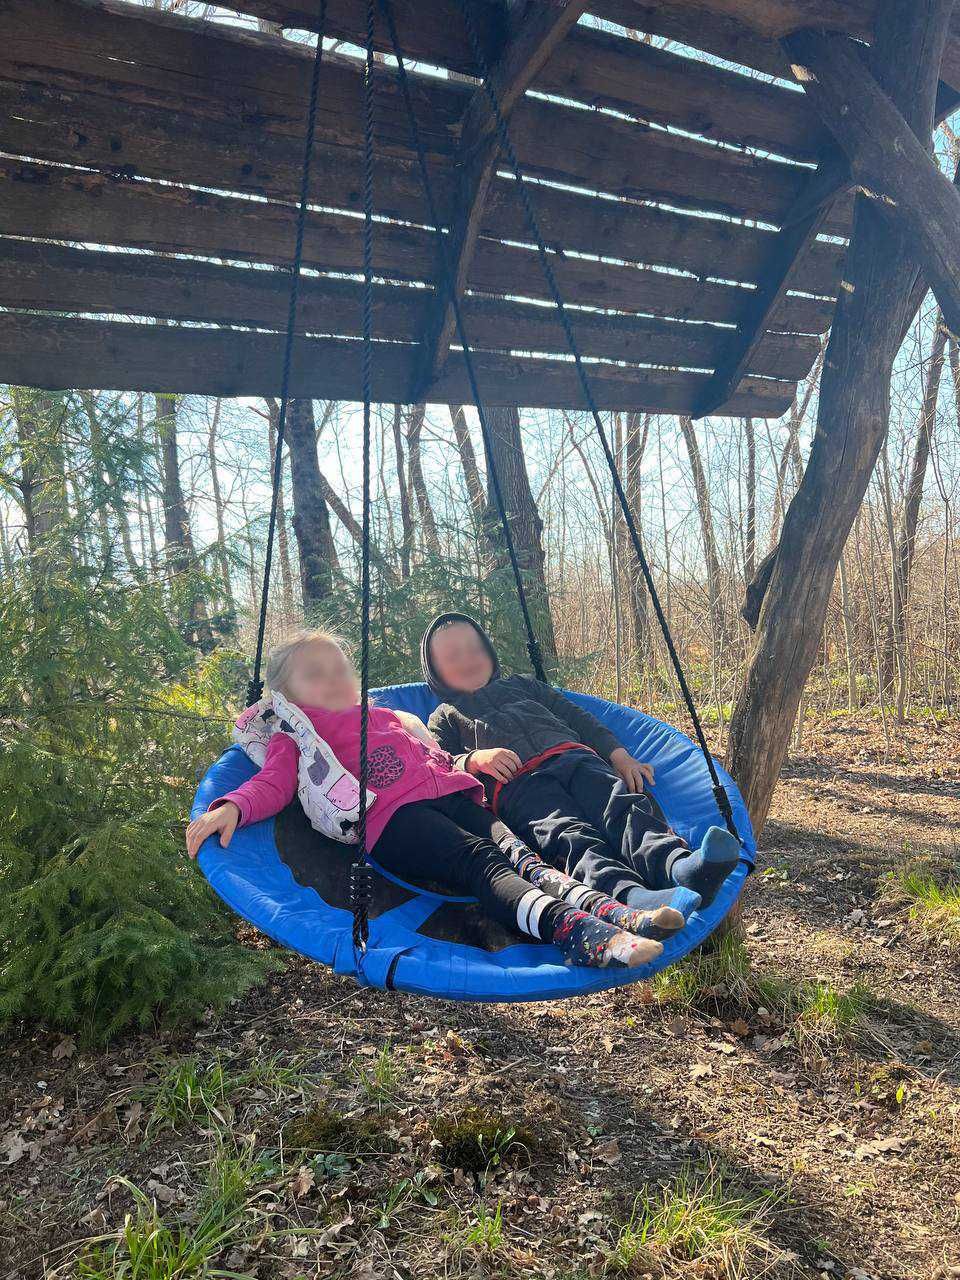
[420,613,621,771]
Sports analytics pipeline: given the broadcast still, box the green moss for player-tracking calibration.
[284,1102,397,1155]
[430,1106,544,1174]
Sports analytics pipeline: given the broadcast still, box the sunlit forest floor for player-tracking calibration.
[2,716,959,1280]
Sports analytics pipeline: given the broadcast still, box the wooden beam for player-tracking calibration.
[1,75,848,294]
[0,0,854,233]
[0,313,795,414]
[418,0,588,394]
[693,157,850,417]
[786,28,960,341]
[692,39,959,417]
[588,1,960,97]
[0,159,837,333]
[0,239,820,379]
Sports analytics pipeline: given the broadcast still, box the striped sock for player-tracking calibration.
[507,845,685,941]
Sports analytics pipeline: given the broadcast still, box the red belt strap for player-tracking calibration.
[491,741,594,815]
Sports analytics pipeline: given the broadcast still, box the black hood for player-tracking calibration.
[420,612,500,699]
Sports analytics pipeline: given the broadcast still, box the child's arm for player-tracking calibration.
[186,734,299,858]
[394,709,438,747]
[526,678,654,792]
[427,704,520,782]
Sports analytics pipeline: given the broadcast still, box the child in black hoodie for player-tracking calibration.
[421,613,740,921]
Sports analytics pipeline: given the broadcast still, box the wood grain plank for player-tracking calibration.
[0,159,837,332]
[3,76,847,292]
[0,312,795,414]
[0,239,819,379]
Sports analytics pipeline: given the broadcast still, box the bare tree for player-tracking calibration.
[286,398,338,613]
[483,405,557,665]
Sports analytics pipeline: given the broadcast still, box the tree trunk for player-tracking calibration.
[82,392,141,578]
[743,417,757,585]
[483,405,557,666]
[286,397,337,614]
[390,404,415,579]
[406,404,442,558]
[892,315,948,717]
[726,1,952,835]
[265,398,296,616]
[206,397,236,615]
[679,415,723,646]
[13,388,70,561]
[155,393,195,569]
[837,547,859,711]
[449,404,487,528]
[620,411,650,665]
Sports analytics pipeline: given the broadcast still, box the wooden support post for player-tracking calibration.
[415,0,587,399]
[693,157,849,419]
[695,66,959,419]
[725,0,955,836]
[785,28,960,339]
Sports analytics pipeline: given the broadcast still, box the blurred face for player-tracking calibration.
[285,640,359,711]
[430,623,495,693]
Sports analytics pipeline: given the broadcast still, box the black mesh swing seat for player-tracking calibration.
[192,0,756,1000]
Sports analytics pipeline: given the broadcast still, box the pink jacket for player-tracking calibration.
[213,701,483,850]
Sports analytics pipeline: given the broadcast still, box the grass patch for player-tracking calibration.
[607,1164,783,1276]
[76,1143,263,1279]
[894,866,960,943]
[446,1201,505,1257]
[654,935,874,1053]
[351,1043,402,1108]
[137,1051,312,1135]
[431,1106,542,1175]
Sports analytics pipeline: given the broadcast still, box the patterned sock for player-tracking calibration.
[507,845,686,941]
[667,826,740,908]
[550,908,663,969]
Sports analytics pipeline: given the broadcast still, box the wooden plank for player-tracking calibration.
[419,0,590,390]
[586,1,791,78]
[0,159,837,332]
[0,313,795,414]
[785,28,960,342]
[588,1,960,95]
[0,239,820,379]
[3,77,847,293]
[0,0,854,232]
[542,24,824,165]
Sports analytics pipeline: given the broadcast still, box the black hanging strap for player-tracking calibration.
[376,0,546,684]
[246,1,329,709]
[456,0,740,842]
[351,0,378,953]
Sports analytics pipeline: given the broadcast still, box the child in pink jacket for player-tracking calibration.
[186,631,681,970]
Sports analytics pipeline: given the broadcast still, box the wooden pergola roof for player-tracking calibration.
[2,0,958,417]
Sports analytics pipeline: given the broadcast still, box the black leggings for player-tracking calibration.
[376,792,567,941]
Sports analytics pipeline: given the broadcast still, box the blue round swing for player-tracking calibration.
[194,683,755,1003]
[194,16,756,1003]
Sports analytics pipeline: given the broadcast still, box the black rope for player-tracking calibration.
[246,1,328,709]
[351,0,377,953]
[376,0,546,683]
[458,0,740,841]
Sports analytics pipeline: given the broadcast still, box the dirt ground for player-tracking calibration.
[2,714,959,1280]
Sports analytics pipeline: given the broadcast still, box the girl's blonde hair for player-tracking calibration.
[265,629,352,695]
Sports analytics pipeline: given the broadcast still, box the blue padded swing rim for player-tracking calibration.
[194,683,756,1002]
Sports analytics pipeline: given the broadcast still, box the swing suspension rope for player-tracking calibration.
[246,0,328,711]
[249,0,742,955]
[379,0,739,844]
